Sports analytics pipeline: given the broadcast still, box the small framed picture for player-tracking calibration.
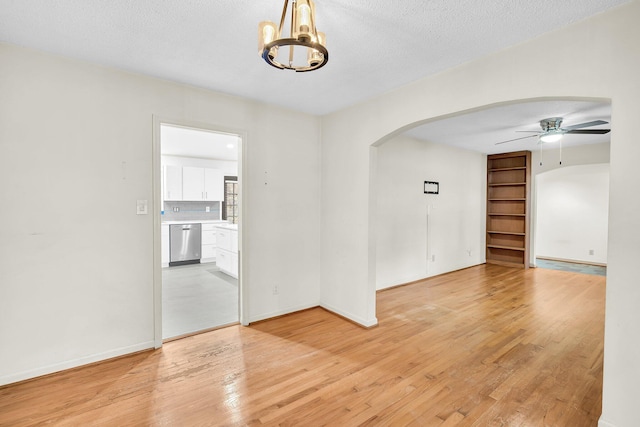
[424,181,439,194]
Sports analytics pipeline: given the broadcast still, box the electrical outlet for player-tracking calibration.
[272,285,279,295]
[206,206,210,212]
[467,249,472,257]
[589,249,595,255]
[431,254,436,262]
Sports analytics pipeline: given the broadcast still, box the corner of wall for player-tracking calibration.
[320,303,378,328]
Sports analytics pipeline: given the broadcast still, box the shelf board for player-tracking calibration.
[488,198,526,201]
[487,244,525,252]
[488,182,526,187]
[486,259,526,268]
[488,167,527,172]
[487,231,526,236]
[488,213,526,217]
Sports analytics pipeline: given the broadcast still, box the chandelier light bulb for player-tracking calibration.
[299,4,311,29]
[263,24,276,43]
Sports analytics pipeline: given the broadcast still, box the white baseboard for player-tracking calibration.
[536,255,607,267]
[320,302,378,328]
[0,341,155,387]
[248,302,378,329]
[248,303,318,324]
[377,273,428,291]
[598,417,616,427]
[376,262,486,292]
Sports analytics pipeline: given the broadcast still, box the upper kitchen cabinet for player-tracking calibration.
[182,166,223,201]
[163,165,183,201]
[182,167,204,200]
[204,168,224,201]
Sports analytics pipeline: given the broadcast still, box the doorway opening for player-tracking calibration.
[533,162,609,276]
[370,97,611,292]
[156,122,242,341]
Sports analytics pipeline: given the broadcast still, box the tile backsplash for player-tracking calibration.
[162,201,221,221]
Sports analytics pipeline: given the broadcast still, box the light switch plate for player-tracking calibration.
[136,199,148,215]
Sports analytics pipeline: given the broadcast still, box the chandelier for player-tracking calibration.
[258,0,328,72]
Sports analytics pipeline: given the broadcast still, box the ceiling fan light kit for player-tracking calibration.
[539,133,562,143]
[259,0,328,72]
[495,116,610,146]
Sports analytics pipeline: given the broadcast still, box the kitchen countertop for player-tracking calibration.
[215,223,238,230]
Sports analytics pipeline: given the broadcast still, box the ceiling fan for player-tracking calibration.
[495,117,610,145]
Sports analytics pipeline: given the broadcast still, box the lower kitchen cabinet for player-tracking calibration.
[218,250,238,278]
[201,223,217,263]
[215,225,238,278]
[231,252,238,277]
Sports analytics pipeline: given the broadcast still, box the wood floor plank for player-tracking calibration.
[0,264,605,426]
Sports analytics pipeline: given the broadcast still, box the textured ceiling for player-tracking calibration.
[0,0,630,117]
[406,100,612,154]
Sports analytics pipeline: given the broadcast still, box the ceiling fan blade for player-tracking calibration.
[515,130,541,133]
[565,129,611,134]
[562,120,608,131]
[495,134,538,145]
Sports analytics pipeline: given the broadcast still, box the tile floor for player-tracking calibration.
[535,258,606,277]
[162,262,239,339]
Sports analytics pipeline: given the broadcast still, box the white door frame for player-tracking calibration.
[152,115,248,348]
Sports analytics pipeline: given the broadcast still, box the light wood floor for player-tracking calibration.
[0,264,605,426]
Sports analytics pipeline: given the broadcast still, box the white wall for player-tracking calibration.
[0,43,321,385]
[530,142,611,265]
[320,2,640,426]
[532,141,610,175]
[535,163,609,264]
[375,135,485,289]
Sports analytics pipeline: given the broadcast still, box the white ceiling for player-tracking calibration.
[161,125,239,161]
[405,99,612,154]
[0,1,624,155]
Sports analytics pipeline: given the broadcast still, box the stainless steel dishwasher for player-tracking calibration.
[169,223,202,266]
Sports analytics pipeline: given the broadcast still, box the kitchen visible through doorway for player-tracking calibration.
[160,124,241,340]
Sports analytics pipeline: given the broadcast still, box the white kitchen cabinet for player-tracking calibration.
[163,165,183,201]
[182,166,204,201]
[215,225,238,278]
[182,166,223,201]
[230,230,238,277]
[161,224,170,267]
[230,229,238,253]
[230,252,238,277]
[204,168,223,201]
[201,223,217,263]
[202,244,216,261]
[216,227,230,251]
[216,248,232,274]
